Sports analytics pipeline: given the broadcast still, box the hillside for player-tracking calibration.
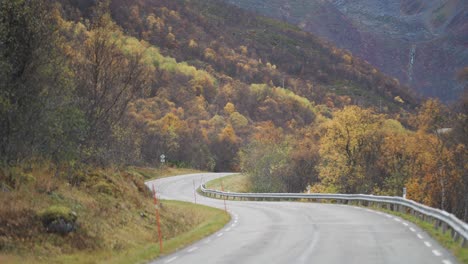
[222,0,468,102]
[105,0,418,110]
[0,165,229,263]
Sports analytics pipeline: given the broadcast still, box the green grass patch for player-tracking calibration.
[205,174,251,193]
[129,166,203,181]
[369,206,468,264]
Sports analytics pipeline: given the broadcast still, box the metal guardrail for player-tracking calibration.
[200,184,468,247]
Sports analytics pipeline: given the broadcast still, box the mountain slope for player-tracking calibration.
[222,0,468,102]
[107,0,418,110]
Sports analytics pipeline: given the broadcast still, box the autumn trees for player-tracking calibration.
[70,12,152,164]
[0,0,79,163]
[0,1,151,166]
[1,0,465,223]
[317,106,383,193]
[311,102,467,221]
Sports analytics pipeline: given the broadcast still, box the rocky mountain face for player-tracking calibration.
[222,0,468,102]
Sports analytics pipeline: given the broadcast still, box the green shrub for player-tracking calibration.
[39,205,77,226]
[94,181,115,195]
[19,172,36,185]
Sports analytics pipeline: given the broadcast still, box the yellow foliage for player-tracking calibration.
[253,122,284,144]
[318,106,383,193]
[159,112,184,133]
[169,10,180,20]
[394,96,404,104]
[239,45,248,55]
[218,125,239,143]
[166,32,176,43]
[204,48,217,61]
[224,102,236,115]
[145,14,165,32]
[188,39,198,49]
[342,54,352,64]
[230,112,249,129]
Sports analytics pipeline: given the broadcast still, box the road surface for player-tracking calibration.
[146,173,458,264]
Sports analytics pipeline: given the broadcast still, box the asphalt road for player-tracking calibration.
[146,173,458,264]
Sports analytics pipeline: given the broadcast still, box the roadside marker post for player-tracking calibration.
[152,184,163,252]
[221,181,227,213]
[193,179,197,204]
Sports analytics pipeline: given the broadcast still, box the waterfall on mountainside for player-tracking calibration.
[408,44,416,82]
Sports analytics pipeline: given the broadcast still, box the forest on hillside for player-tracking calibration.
[0,0,467,223]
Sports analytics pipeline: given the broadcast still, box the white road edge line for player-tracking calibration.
[432,249,442,257]
[165,256,178,263]
[417,234,424,239]
[217,233,224,237]
[187,247,198,253]
[204,239,211,244]
[424,241,431,247]
[442,260,453,264]
[225,227,231,232]
[410,227,416,232]
[402,222,409,226]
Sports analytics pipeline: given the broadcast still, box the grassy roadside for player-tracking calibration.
[129,166,203,181]
[205,174,251,193]
[0,200,229,264]
[0,165,227,264]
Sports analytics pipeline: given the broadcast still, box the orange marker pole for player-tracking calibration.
[152,184,163,252]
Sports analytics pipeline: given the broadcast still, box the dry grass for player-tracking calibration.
[129,166,203,180]
[0,165,228,263]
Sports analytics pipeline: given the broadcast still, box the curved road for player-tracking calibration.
[146,173,458,264]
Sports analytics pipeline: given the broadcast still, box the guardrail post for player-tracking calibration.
[428,216,435,225]
[451,229,459,242]
[441,222,448,233]
[461,237,467,248]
